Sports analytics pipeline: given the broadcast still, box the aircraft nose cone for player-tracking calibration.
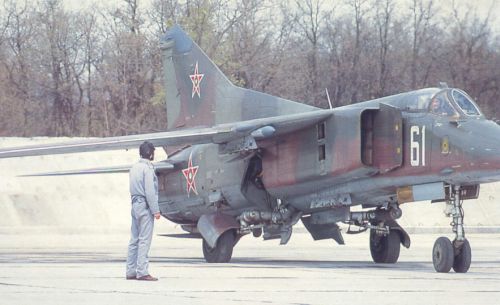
[464,120,500,175]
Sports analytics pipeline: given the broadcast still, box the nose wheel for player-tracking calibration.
[432,185,471,273]
[452,238,471,273]
[432,237,454,272]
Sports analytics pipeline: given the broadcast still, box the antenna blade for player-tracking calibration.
[325,88,333,109]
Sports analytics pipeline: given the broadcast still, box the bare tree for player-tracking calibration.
[294,0,327,105]
[443,1,498,116]
[374,0,394,97]
[148,0,181,34]
[408,0,437,88]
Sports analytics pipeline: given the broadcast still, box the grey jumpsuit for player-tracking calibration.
[126,158,159,278]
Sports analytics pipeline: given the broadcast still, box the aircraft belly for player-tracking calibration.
[266,167,379,200]
[158,195,204,223]
[282,168,470,212]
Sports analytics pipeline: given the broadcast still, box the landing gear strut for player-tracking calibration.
[432,185,471,273]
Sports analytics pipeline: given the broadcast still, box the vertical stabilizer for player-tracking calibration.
[160,25,317,130]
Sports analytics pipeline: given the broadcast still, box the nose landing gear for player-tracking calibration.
[432,185,471,273]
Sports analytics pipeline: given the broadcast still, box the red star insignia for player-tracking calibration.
[182,152,199,196]
[189,61,204,98]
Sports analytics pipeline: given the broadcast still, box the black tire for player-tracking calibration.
[453,238,471,273]
[202,230,235,263]
[252,228,262,238]
[370,229,401,264]
[433,236,454,273]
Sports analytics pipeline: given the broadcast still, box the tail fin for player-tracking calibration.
[160,25,317,130]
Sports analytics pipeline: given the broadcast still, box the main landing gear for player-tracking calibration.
[370,229,401,263]
[202,230,236,263]
[348,204,410,264]
[432,185,471,273]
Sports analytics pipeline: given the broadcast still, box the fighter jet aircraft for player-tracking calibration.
[1,25,499,273]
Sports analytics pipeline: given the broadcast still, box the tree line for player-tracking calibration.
[0,0,498,137]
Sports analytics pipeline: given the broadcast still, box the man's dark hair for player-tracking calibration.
[140,141,155,160]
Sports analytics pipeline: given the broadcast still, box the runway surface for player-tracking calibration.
[1,231,499,305]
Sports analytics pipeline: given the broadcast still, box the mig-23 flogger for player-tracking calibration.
[1,25,499,273]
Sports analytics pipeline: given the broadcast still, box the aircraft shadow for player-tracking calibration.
[151,256,433,273]
[4,252,497,275]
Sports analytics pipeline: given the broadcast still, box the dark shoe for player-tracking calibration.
[137,275,158,281]
[126,275,136,280]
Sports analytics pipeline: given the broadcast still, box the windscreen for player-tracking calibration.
[451,89,481,116]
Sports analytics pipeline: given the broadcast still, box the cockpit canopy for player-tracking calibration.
[450,89,481,116]
[402,88,482,118]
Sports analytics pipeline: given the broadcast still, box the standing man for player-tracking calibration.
[126,141,160,281]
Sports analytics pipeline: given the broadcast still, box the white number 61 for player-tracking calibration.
[410,125,426,167]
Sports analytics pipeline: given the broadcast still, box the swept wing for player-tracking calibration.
[20,160,175,177]
[0,110,331,159]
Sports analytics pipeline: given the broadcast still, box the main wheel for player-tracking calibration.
[370,229,400,263]
[453,238,471,273]
[252,227,262,238]
[202,230,235,263]
[433,237,454,273]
